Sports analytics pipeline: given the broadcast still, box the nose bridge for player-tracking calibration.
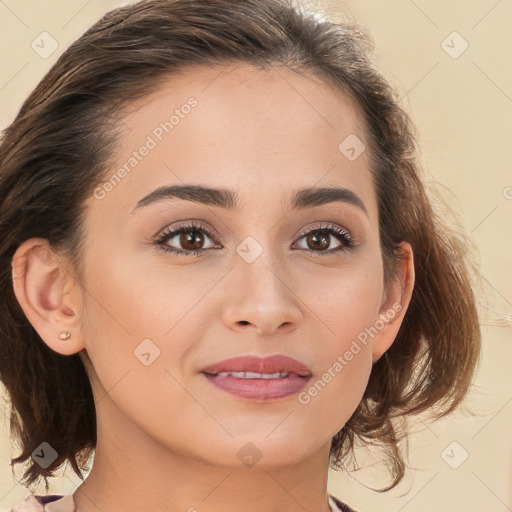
[237,229,289,296]
[239,236,284,287]
[222,231,303,333]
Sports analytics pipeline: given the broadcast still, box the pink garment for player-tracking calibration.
[2,494,74,512]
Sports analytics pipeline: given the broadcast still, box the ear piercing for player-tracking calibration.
[58,309,75,340]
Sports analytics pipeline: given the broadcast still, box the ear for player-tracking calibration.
[11,237,85,356]
[371,241,415,363]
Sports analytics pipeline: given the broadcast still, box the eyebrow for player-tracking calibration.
[131,184,368,217]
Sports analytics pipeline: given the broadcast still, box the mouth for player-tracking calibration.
[201,354,312,401]
[203,371,302,379]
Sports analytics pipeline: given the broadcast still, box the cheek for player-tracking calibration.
[78,245,217,397]
[295,308,376,444]
[305,252,383,347]
[293,259,381,428]
[296,348,373,444]
[78,261,204,437]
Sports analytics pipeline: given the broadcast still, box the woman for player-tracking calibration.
[0,0,481,510]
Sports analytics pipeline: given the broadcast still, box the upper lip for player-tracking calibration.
[201,354,312,377]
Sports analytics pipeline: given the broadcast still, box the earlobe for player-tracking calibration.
[372,242,415,363]
[11,238,85,356]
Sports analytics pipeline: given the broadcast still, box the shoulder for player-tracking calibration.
[329,493,360,512]
[1,494,74,512]
[5,493,352,512]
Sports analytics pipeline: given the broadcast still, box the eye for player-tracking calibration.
[154,222,220,257]
[292,223,355,256]
[154,221,356,257]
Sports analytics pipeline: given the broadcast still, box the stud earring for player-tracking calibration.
[58,331,71,340]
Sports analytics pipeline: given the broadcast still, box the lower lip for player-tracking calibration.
[203,373,311,401]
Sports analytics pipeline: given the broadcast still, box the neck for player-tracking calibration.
[72,382,335,512]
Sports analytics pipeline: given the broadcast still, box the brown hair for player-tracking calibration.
[0,0,481,492]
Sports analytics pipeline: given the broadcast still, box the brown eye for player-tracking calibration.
[155,222,218,257]
[179,230,205,251]
[304,231,330,251]
[293,224,355,255]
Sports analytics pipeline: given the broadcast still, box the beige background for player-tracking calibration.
[1,1,511,510]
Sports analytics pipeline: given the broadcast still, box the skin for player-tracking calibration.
[12,63,414,512]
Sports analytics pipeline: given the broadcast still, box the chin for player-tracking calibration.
[198,436,320,470]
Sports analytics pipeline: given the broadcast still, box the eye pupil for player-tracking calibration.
[307,232,329,251]
[181,230,204,250]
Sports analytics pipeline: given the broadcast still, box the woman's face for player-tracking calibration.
[75,63,409,468]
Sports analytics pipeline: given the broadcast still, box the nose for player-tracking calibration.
[221,248,303,336]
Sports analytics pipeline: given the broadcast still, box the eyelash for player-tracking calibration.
[154,221,356,258]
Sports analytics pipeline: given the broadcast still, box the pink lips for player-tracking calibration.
[201,354,312,401]
[202,354,312,376]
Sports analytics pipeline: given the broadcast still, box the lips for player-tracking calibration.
[201,354,312,377]
[201,354,312,400]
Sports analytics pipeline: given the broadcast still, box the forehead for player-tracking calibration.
[89,62,376,219]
